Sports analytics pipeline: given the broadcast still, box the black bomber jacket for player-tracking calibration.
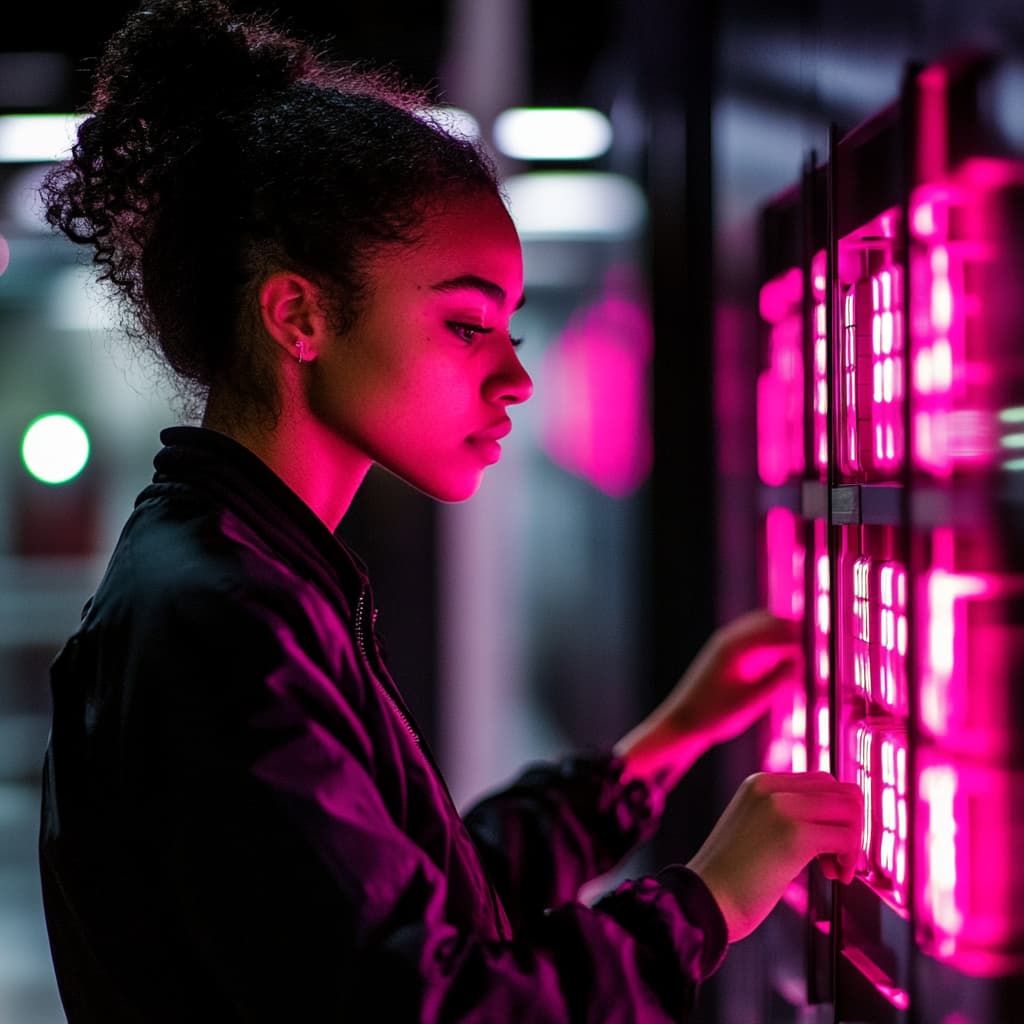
[40,426,727,1022]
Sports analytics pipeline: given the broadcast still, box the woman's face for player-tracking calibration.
[309,191,532,502]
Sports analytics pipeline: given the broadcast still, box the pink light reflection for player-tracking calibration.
[916,751,1024,976]
[757,268,805,485]
[921,567,992,739]
[539,270,653,497]
[917,64,949,184]
[908,163,1020,475]
[762,506,807,774]
[918,526,1024,762]
[812,250,828,476]
[812,519,831,772]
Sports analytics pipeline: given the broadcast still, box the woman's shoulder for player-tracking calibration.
[90,481,344,640]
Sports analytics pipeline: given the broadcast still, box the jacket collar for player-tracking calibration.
[151,425,370,610]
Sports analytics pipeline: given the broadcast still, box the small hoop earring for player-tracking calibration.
[295,340,306,364]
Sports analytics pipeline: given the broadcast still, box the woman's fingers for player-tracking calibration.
[687,772,864,942]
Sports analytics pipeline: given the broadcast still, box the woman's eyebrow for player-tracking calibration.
[430,274,526,310]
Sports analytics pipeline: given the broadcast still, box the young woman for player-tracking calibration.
[39,2,862,1020]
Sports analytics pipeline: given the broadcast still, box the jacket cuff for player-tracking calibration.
[563,751,661,854]
[656,865,729,979]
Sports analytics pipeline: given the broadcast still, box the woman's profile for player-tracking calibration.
[38,2,862,1020]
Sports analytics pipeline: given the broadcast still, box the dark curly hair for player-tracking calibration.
[41,0,500,419]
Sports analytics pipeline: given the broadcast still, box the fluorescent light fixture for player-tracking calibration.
[0,113,84,163]
[1000,432,1024,449]
[1004,458,1024,472]
[417,106,480,141]
[998,406,1024,424]
[503,172,646,241]
[494,107,612,161]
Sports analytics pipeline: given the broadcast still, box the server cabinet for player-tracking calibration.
[755,54,1024,1023]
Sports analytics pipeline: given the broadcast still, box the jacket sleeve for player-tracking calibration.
[137,585,728,1023]
[462,753,661,931]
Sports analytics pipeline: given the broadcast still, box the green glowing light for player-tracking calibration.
[21,413,90,484]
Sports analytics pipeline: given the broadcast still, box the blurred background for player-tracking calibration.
[1,1,1022,1021]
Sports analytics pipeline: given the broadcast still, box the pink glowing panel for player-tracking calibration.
[851,555,872,698]
[540,275,653,497]
[916,751,1024,976]
[839,284,864,478]
[811,519,831,772]
[875,561,908,714]
[762,507,808,774]
[812,250,828,476]
[853,722,909,911]
[869,267,905,474]
[908,221,964,476]
[908,159,1024,477]
[757,267,805,485]
[918,529,1023,756]
[839,266,904,480]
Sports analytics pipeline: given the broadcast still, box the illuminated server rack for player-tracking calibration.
[755,55,1024,1023]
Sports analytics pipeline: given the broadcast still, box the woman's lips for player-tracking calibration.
[467,418,512,442]
[466,418,512,463]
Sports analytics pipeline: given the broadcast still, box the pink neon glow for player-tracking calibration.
[762,507,807,773]
[837,240,905,481]
[758,266,802,325]
[839,285,863,477]
[539,272,653,497]
[854,723,909,909]
[869,266,905,474]
[919,549,1022,754]
[917,65,949,185]
[852,555,871,698]
[855,724,873,859]
[832,206,907,481]
[812,250,828,476]
[757,268,805,485]
[909,207,960,475]
[876,561,908,713]
[917,752,1024,975]
[841,530,909,714]
[919,762,961,944]
[811,519,831,772]
[911,200,937,239]
[917,525,1024,764]
[907,158,1024,476]
[765,507,805,621]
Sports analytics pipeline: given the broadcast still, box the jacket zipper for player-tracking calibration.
[354,588,420,747]
[353,584,512,941]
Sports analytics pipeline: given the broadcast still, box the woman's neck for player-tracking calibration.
[202,397,371,531]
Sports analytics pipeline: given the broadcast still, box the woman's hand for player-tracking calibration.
[687,771,862,942]
[614,610,802,794]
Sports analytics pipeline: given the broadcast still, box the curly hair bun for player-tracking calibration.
[93,0,318,131]
[41,0,499,414]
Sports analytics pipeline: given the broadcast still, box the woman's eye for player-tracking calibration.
[449,322,492,344]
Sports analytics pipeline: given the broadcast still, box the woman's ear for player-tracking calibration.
[258,272,327,363]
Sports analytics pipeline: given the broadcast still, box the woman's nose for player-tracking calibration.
[487,348,534,405]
